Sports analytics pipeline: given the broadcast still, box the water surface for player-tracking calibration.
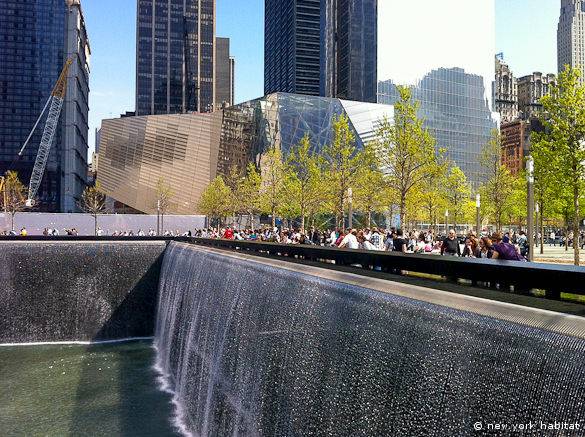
[0,340,180,436]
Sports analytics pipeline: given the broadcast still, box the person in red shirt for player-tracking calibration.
[224,227,234,239]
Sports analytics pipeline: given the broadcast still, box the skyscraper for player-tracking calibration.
[136,0,216,116]
[0,0,90,212]
[377,0,498,187]
[558,0,585,79]
[517,72,556,119]
[494,55,518,123]
[264,0,321,96]
[215,37,235,108]
[321,0,377,102]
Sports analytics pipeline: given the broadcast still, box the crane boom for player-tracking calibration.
[25,58,72,207]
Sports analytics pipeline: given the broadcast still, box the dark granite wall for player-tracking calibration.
[156,242,585,437]
[0,242,167,343]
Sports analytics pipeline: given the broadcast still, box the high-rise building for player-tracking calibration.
[321,0,377,102]
[493,55,518,123]
[377,0,498,187]
[136,0,216,116]
[215,37,234,108]
[0,0,90,212]
[500,118,544,176]
[264,0,321,96]
[517,72,556,119]
[558,0,585,79]
[264,0,377,101]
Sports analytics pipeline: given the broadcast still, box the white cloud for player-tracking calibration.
[378,0,495,98]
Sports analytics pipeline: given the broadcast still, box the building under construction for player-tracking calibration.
[0,0,91,212]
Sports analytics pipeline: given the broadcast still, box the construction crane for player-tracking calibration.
[17,58,72,207]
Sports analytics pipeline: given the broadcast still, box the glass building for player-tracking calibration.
[0,0,90,212]
[321,0,377,102]
[136,0,215,115]
[98,93,392,214]
[377,0,498,187]
[264,0,321,96]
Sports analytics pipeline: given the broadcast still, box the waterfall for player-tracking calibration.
[155,242,585,436]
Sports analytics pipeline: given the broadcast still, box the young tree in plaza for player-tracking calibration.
[198,176,232,230]
[322,114,364,229]
[374,86,437,228]
[531,136,561,252]
[155,177,174,234]
[78,182,107,236]
[284,133,323,232]
[353,145,389,228]
[236,163,262,228]
[534,65,585,265]
[444,165,471,231]
[479,130,516,232]
[1,171,27,231]
[259,147,287,228]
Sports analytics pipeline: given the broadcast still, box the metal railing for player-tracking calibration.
[190,238,585,300]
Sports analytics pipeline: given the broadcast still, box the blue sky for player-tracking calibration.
[84,0,558,154]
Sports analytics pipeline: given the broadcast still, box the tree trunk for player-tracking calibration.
[271,207,276,228]
[539,206,544,255]
[367,211,371,228]
[399,194,406,231]
[301,205,305,233]
[574,180,580,265]
[11,212,14,231]
[94,215,97,236]
[161,214,164,234]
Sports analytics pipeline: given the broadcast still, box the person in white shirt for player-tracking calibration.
[339,229,359,249]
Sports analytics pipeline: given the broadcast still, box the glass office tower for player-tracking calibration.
[321,0,377,102]
[264,0,321,96]
[136,0,216,115]
[0,0,90,212]
[377,0,498,187]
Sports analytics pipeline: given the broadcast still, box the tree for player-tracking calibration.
[78,182,107,235]
[531,136,561,252]
[353,145,389,228]
[236,163,262,228]
[197,176,232,230]
[259,147,287,228]
[374,86,437,228]
[284,133,324,232]
[416,159,448,232]
[322,114,364,229]
[479,130,517,232]
[534,65,585,265]
[155,177,174,234]
[444,165,471,230]
[1,171,26,231]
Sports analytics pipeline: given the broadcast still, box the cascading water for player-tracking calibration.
[155,242,585,436]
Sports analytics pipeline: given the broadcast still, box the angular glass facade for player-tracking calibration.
[378,68,497,185]
[0,0,90,212]
[377,0,498,187]
[136,0,215,116]
[98,93,392,214]
[321,0,377,102]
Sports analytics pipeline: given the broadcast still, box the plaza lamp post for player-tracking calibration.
[476,194,481,236]
[347,188,353,229]
[527,156,535,262]
[535,202,539,248]
[445,209,449,235]
[157,199,161,236]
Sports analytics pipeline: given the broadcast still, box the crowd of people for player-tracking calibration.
[1,223,536,262]
[193,226,529,262]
